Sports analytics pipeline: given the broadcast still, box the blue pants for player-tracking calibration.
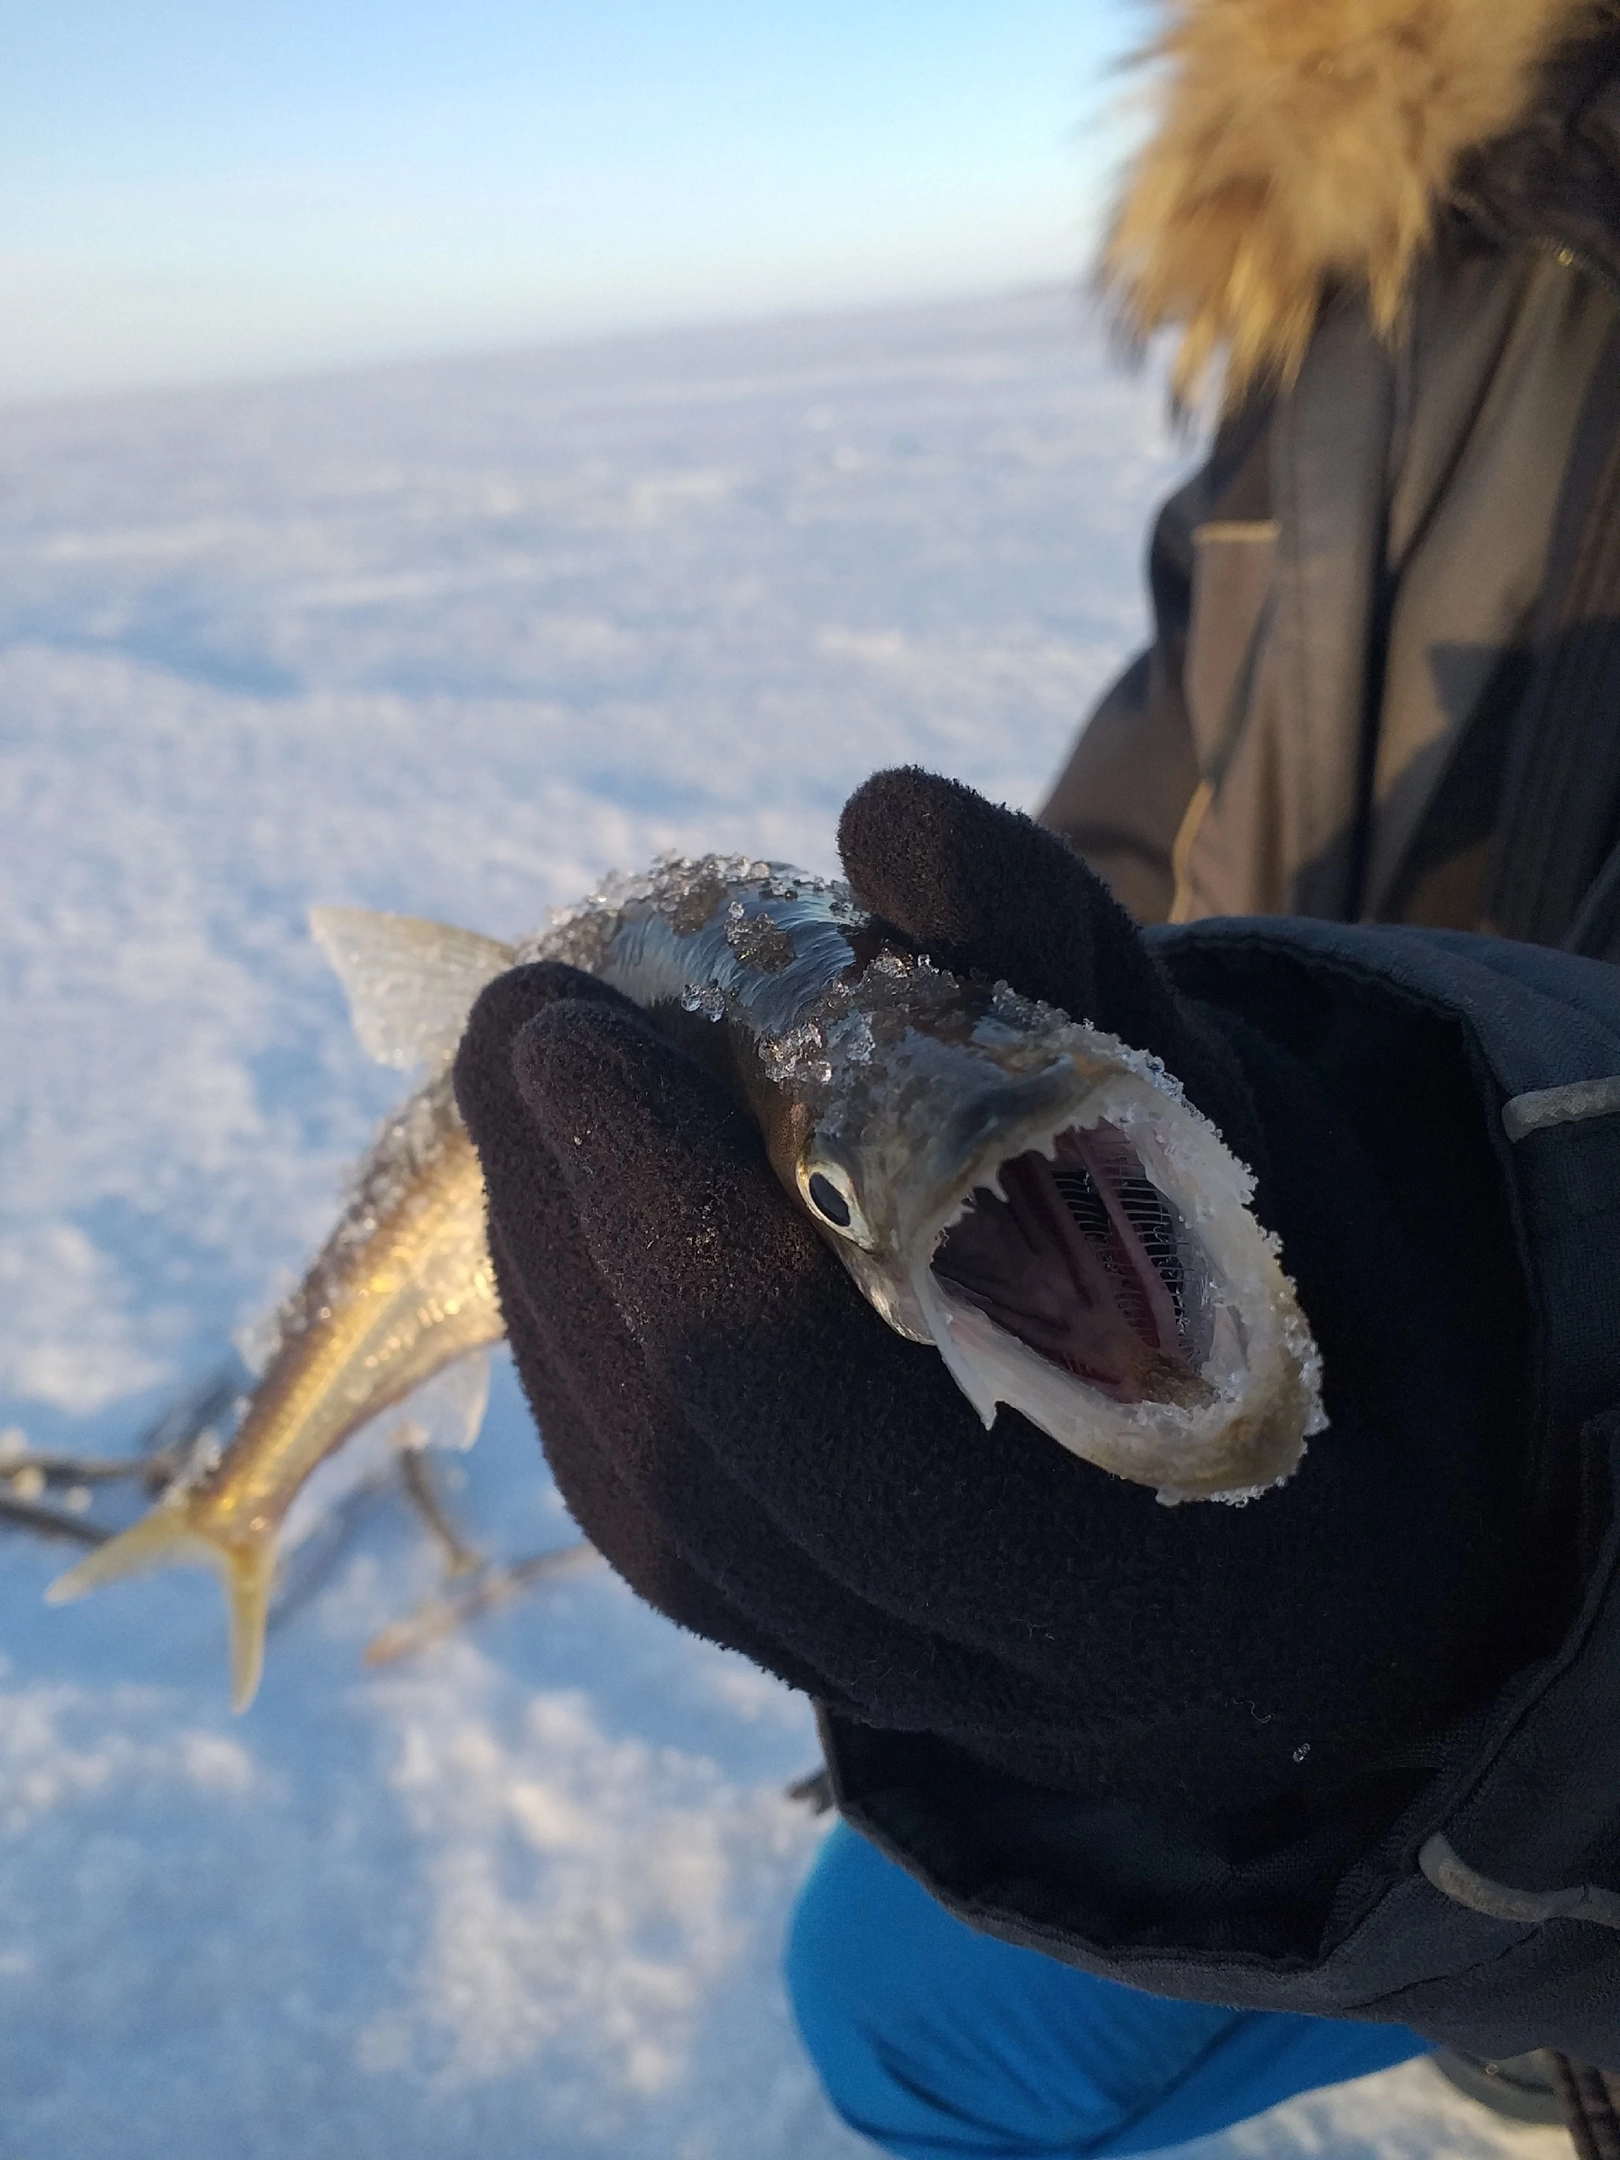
[786,1822,1432,2159]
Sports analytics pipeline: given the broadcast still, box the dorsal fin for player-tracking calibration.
[309,907,516,1070]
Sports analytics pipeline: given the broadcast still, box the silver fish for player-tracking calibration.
[50,853,1323,1705]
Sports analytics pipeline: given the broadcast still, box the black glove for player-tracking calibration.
[454,769,1535,1826]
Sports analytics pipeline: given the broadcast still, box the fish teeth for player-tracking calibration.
[932,1190,974,1242]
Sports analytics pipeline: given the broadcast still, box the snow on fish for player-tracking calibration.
[49,854,1324,1707]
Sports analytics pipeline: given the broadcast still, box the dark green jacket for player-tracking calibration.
[1043,31,1620,959]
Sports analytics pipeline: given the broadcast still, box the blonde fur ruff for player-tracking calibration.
[1103,0,1606,403]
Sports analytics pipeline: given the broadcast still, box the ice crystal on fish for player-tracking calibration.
[825,1010,875,1065]
[761,1022,831,1088]
[724,911,795,974]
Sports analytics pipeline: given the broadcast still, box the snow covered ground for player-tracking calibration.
[0,290,1570,2158]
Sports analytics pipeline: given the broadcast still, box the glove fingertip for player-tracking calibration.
[838,766,1125,985]
[838,766,987,947]
[456,963,633,1117]
[458,961,628,1071]
[510,996,750,1172]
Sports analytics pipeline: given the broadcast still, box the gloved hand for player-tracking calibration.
[454,769,1533,1822]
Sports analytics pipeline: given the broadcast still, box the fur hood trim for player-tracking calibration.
[1103,0,1605,403]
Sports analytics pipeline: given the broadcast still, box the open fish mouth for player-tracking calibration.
[899,1053,1320,1500]
[931,1120,1209,1407]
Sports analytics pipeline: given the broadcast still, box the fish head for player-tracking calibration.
[770,955,1324,1503]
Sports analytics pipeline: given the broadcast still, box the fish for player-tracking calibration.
[49,852,1323,1707]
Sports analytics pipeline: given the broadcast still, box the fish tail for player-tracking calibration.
[46,1504,277,1713]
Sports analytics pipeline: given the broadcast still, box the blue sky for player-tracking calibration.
[1,1,1143,402]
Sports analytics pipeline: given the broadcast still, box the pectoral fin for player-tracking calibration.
[47,1504,278,1712]
[391,1347,491,1454]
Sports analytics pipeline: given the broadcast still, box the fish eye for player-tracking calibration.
[808,1172,850,1226]
[796,1156,871,1244]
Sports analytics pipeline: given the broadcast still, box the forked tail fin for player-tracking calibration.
[46,1503,278,1712]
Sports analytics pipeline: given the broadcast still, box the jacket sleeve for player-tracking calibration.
[1037,394,1276,925]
